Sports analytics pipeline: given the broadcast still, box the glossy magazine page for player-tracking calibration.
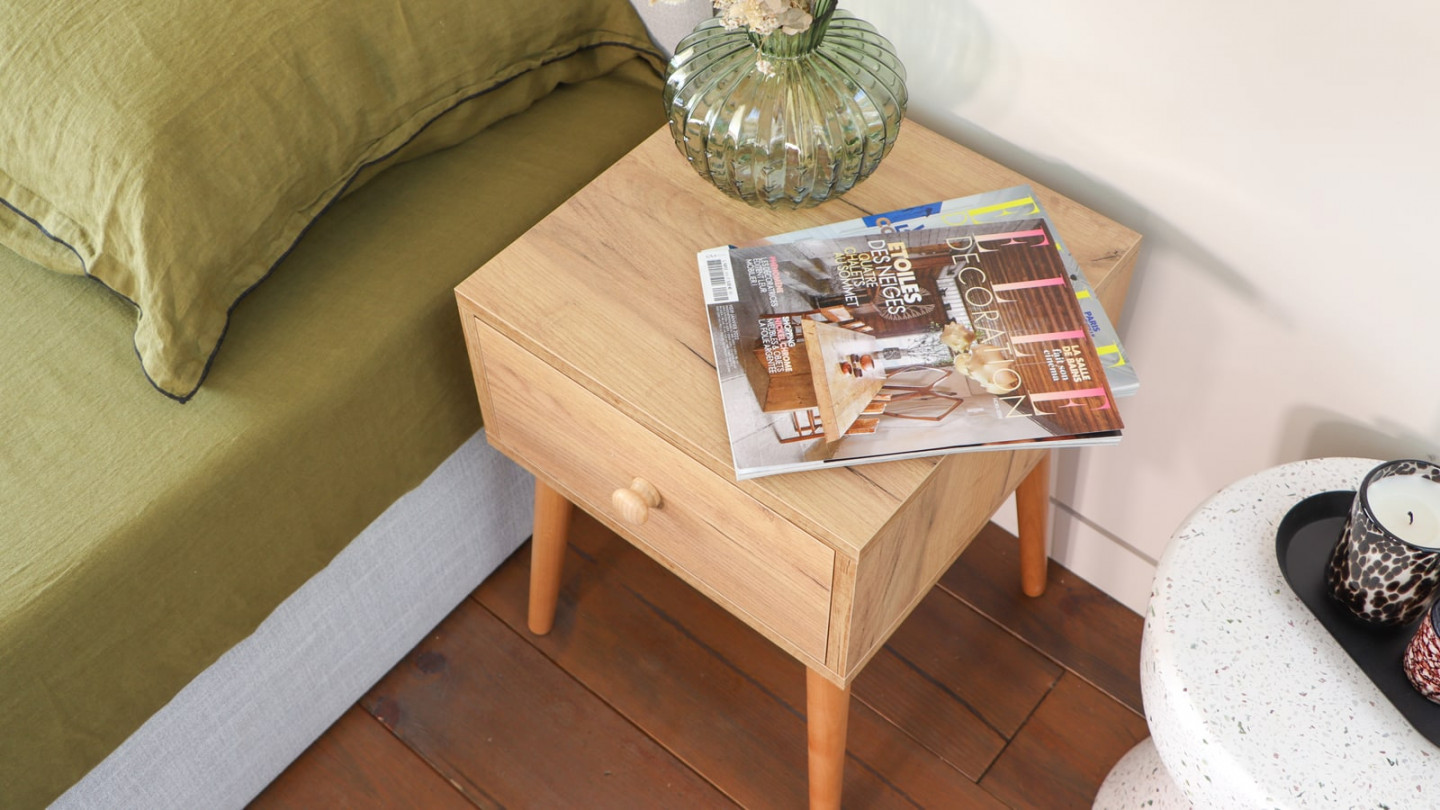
[753,185,1138,398]
[698,212,1123,480]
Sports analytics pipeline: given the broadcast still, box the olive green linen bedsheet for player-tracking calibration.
[0,60,664,808]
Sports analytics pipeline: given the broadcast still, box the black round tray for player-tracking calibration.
[1275,490,1440,745]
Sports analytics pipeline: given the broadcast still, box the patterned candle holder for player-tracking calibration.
[1404,599,1440,703]
[1326,459,1440,626]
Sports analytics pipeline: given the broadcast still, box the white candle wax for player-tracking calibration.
[1365,474,1440,547]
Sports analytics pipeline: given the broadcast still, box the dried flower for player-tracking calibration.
[652,0,815,36]
[954,346,1018,396]
[939,322,976,353]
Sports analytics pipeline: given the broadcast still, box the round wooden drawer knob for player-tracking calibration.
[612,478,662,525]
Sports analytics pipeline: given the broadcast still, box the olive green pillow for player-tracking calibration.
[0,0,660,401]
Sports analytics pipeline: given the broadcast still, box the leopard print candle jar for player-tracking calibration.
[1326,459,1440,626]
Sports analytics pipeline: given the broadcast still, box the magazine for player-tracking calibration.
[697,212,1125,480]
[751,185,1138,398]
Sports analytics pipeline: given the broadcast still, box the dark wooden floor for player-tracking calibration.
[250,514,1148,809]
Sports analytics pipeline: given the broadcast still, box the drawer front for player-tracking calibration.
[474,319,834,662]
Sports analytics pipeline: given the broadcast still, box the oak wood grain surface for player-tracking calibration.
[455,119,1141,693]
[476,318,835,664]
[455,122,1141,558]
[444,118,1146,806]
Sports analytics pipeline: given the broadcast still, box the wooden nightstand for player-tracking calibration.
[456,122,1140,809]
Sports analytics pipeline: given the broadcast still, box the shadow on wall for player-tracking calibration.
[863,0,1283,337]
[1277,406,1440,466]
[909,113,1283,337]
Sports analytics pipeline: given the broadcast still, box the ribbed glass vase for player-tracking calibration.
[662,3,907,209]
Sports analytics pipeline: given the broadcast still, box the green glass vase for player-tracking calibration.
[662,3,907,209]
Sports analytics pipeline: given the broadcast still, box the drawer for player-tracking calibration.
[472,319,835,662]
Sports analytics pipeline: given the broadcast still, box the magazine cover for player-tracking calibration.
[752,185,1139,398]
[699,216,1124,480]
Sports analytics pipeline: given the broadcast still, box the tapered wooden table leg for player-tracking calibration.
[1016,450,1052,598]
[528,479,573,635]
[806,668,850,810]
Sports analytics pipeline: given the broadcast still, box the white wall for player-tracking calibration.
[843,0,1440,611]
[631,1,712,57]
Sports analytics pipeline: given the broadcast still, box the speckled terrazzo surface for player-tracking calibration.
[1143,458,1440,809]
[1094,738,1193,809]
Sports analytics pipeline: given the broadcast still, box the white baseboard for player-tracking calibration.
[991,494,1154,614]
[1049,505,1155,614]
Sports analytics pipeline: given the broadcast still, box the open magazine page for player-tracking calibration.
[699,216,1122,480]
[752,185,1139,398]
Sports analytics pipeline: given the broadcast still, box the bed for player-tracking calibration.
[0,1,708,806]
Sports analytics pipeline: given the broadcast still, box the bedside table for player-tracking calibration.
[456,122,1140,809]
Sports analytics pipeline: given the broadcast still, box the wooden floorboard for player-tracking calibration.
[253,516,1147,809]
[849,647,1008,780]
[475,512,1007,809]
[978,673,1150,809]
[941,521,1146,714]
[867,587,1062,740]
[361,598,734,809]
[249,707,474,810]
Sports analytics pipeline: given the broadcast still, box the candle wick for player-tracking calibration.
[1409,511,1416,525]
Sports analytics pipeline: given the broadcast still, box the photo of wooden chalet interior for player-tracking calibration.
[741,220,1118,453]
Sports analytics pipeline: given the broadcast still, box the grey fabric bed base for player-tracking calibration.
[53,430,533,809]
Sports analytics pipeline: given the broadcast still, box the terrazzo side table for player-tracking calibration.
[1095,458,1440,809]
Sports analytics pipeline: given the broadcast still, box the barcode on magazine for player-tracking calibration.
[698,247,738,305]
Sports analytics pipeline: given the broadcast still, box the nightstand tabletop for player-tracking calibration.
[456,120,1140,682]
[458,122,1137,549]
